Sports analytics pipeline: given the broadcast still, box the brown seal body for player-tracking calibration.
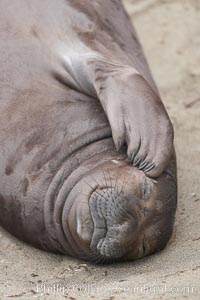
[0,0,177,263]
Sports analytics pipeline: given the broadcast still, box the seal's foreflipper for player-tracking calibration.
[61,52,174,178]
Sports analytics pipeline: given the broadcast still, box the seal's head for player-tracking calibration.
[61,156,176,264]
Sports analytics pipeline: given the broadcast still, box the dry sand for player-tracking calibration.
[0,0,200,299]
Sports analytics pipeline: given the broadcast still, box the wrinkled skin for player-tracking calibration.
[0,0,177,263]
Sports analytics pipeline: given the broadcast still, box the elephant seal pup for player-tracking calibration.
[0,0,177,263]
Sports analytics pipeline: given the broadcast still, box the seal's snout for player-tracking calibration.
[65,161,146,263]
[88,187,138,261]
[65,159,175,264]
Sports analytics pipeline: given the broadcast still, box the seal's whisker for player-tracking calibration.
[88,174,109,198]
[88,185,110,205]
[90,252,102,264]
[83,179,95,192]
[97,255,108,264]
[118,174,129,197]
[88,174,101,188]
[89,176,111,200]
[101,167,109,190]
[108,169,113,190]
[101,167,113,198]
[118,174,126,196]
[83,179,104,199]
[108,169,116,199]
[83,179,111,203]
[114,167,120,194]
[95,255,103,264]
